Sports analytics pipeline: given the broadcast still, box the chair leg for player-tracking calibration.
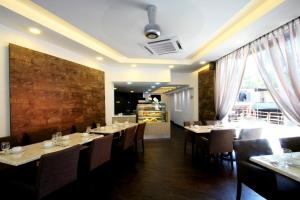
[229,152,234,170]
[135,140,138,153]
[236,180,242,200]
[192,143,194,157]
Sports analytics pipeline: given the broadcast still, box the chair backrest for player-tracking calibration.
[71,125,77,133]
[88,135,113,171]
[233,139,273,162]
[183,121,202,126]
[193,121,202,125]
[122,126,137,150]
[206,120,217,125]
[183,121,191,127]
[0,136,19,147]
[238,128,263,140]
[36,145,81,199]
[280,136,300,152]
[23,128,57,145]
[209,129,235,153]
[136,123,146,140]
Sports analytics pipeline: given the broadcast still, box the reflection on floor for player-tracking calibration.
[5,124,264,200]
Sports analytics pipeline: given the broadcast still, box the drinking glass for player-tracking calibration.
[86,126,92,134]
[52,134,57,145]
[96,123,101,129]
[1,141,10,154]
[280,148,292,168]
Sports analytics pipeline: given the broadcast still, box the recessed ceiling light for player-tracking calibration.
[151,86,156,88]
[130,90,134,93]
[200,61,207,65]
[168,65,174,69]
[131,64,137,67]
[145,91,149,93]
[114,87,117,90]
[148,89,151,91]
[96,56,103,61]
[127,82,132,85]
[155,82,160,85]
[29,27,41,35]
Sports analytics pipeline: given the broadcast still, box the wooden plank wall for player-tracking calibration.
[9,44,105,140]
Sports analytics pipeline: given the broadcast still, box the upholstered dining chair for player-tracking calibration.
[198,129,236,169]
[233,139,276,200]
[122,126,137,151]
[205,120,217,125]
[280,136,300,152]
[0,136,19,147]
[183,121,195,155]
[135,123,146,152]
[238,128,263,140]
[0,136,20,173]
[79,134,113,174]
[11,145,81,200]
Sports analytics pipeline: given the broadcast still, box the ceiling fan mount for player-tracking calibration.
[144,5,161,39]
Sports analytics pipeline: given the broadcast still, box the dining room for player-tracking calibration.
[1,0,300,200]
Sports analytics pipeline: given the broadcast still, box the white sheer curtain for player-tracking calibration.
[251,18,300,125]
[215,45,249,120]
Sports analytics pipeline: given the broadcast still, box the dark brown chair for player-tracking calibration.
[122,126,137,151]
[79,135,113,173]
[22,128,57,145]
[238,128,263,140]
[0,136,19,147]
[280,136,300,152]
[198,129,236,169]
[0,136,20,174]
[234,139,276,200]
[183,121,202,155]
[11,145,81,200]
[135,123,146,152]
[205,120,217,125]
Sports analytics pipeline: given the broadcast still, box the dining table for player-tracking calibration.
[0,133,103,166]
[250,152,300,183]
[90,123,138,134]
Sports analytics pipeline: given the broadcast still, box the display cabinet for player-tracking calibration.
[137,103,167,123]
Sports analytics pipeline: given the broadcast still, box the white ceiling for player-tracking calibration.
[114,82,166,93]
[32,0,249,59]
[0,0,300,71]
[114,82,187,94]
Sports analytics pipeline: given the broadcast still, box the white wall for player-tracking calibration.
[104,66,171,125]
[0,24,171,137]
[168,71,199,126]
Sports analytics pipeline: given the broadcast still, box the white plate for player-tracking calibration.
[10,147,24,154]
[287,160,300,167]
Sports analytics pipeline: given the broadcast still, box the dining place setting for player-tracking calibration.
[0,130,104,166]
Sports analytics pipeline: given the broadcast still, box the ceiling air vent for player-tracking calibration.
[140,36,183,55]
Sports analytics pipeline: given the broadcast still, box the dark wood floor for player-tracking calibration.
[6,124,265,200]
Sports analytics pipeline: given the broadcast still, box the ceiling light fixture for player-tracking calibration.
[127,82,132,85]
[200,61,207,65]
[155,82,160,85]
[168,65,174,69]
[131,64,137,67]
[130,90,134,93]
[148,89,151,91]
[29,27,41,34]
[145,91,149,94]
[151,86,156,88]
[96,56,103,61]
[144,5,161,39]
[114,87,117,90]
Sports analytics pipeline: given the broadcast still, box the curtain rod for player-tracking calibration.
[215,16,300,61]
